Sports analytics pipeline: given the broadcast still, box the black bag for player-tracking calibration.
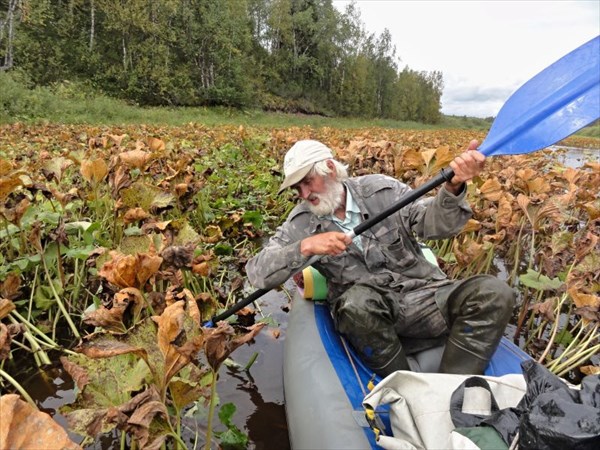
[450,360,600,450]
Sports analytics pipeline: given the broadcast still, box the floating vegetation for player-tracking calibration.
[0,123,598,447]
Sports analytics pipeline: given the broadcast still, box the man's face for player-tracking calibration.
[292,167,344,216]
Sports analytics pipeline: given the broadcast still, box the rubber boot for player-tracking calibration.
[439,338,489,374]
[334,284,410,377]
[438,275,515,374]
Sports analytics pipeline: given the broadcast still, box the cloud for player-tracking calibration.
[442,78,519,117]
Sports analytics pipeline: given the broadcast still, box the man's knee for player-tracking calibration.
[474,275,516,315]
[448,275,516,322]
[335,284,393,332]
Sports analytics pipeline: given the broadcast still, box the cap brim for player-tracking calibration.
[277,164,314,194]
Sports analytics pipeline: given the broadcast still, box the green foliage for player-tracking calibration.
[216,403,248,450]
[2,0,447,123]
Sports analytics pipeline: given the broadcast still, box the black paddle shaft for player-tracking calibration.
[205,168,455,326]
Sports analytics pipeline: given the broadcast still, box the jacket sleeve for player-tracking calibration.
[245,219,311,290]
[408,184,473,240]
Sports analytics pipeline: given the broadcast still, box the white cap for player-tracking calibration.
[278,140,333,194]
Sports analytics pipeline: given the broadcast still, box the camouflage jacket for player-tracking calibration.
[246,174,473,301]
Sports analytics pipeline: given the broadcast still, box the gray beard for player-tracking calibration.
[306,179,345,216]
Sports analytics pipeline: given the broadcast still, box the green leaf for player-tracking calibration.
[64,221,94,234]
[214,243,233,256]
[217,403,248,450]
[242,210,264,228]
[519,269,563,291]
[65,244,96,260]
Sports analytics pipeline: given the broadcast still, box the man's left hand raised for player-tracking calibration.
[445,139,485,195]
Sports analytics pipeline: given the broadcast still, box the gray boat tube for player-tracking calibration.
[283,292,372,450]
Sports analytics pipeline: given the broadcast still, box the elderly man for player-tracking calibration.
[246,140,515,377]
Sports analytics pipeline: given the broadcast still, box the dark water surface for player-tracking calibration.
[16,283,293,449]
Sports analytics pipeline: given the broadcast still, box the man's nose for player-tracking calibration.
[298,184,310,199]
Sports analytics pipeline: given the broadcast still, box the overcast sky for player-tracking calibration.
[333,0,600,118]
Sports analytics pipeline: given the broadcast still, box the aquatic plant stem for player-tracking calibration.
[536,294,568,363]
[40,251,81,339]
[8,315,51,365]
[550,323,599,374]
[0,368,37,408]
[556,343,600,377]
[204,369,218,450]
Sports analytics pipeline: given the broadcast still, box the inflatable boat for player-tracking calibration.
[283,256,531,450]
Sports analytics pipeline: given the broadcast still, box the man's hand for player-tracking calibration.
[445,139,485,194]
[300,231,351,257]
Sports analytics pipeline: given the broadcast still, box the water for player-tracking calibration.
[548,145,599,168]
[13,284,293,449]
[217,286,292,450]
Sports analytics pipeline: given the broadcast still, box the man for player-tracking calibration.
[246,140,515,377]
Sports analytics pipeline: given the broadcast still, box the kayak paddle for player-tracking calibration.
[204,35,600,327]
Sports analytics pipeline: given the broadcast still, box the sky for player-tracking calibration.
[333,0,600,118]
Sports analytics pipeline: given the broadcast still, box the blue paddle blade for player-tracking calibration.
[479,35,600,157]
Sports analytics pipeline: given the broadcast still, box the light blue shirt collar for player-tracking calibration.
[323,188,363,250]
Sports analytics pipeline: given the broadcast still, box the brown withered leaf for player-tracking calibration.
[480,178,503,202]
[0,394,81,450]
[482,229,506,244]
[0,297,16,319]
[461,219,481,233]
[580,365,600,376]
[152,301,204,382]
[119,150,151,169]
[109,386,168,450]
[123,207,149,224]
[574,231,599,262]
[203,321,265,372]
[530,297,557,322]
[108,133,127,147]
[153,301,185,359]
[202,224,223,243]
[137,251,163,288]
[526,177,551,195]
[0,323,11,360]
[573,306,600,322]
[583,200,600,220]
[568,288,600,309]
[396,148,424,173]
[110,165,132,197]
[174,183,188,197]
[420,148,437,167]
[148,137,166,152]
[452,236,484,267]
[516,167,537,181]
[99,250,163,289]
[430,145,455,172]
[76,337,147,360]
[80,158,108,183]
[60,355,90,391]
[0,171,25,202]
[99,252,137,288]
[192,261,211,277]
[41,156,73,182]
[161,245,194,269]
[83,302,128,333]
[496,193,515,230]
[0,158,13,176]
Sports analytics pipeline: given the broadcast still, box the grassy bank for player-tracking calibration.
[1,71,598,140]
